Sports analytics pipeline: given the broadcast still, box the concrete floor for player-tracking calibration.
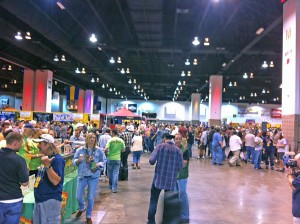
[65,146,293,224]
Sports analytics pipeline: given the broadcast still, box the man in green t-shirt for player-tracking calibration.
[105,129,125,193]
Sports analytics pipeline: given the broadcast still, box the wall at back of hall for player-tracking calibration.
[0,92,282,124]
[109,99,282,124]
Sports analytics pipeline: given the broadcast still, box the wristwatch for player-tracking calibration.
[44,165,52,172]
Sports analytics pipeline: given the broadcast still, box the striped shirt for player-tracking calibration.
[149,141,183,190]
[120,131,133,148]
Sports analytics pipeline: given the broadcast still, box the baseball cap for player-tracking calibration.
[33,134,55,144]
[24,123,35,130]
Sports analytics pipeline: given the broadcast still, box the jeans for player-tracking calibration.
[176,179,189,221]
[212,146,223,164]
[253,150,262,169]
[76,176,100,218]
[187,143,192,158]
[33,199,61,224]
[0,200,23,224]
[245,146,255,163]
[222,147,226,161]
[133,151,142,164]
[264,149,275,167]
[107,159,121,191]
[147,182,162,224]
[208,142,212,157]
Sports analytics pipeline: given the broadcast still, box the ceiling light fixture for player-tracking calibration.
[91,78,95,83]
[193,59,198,65]
[178,81,182,86]
[192,37,200,46]
[254,93,257,97]
[128,79,132,84]
[120,68,125,74]
[204,37,210,46]
[185,59,190,66]
[187,71,191,76]
[223,88,226,92]
[117,57,122,63]
[256,27,264,35]
[53,55,59,62]
[56,1,66,10]
[250,73,254,78]
[81,68,86,74]
[183,81,186,85]
[102,84,105,88]
[234,81,237,87]
[176,87,179,91]
[109,57,115,64]
[262,61,268,68]
[134,85,137,90]
[243,73,248,79]
[269,61,274,67]
[8,65,12,71]
[126,68,130,73]
[228,82,232,87]
[109,87,112,92]
[98,47,102,51]
[61,55,66,61]
[262,89,266,94]
[267,90,270,93]
[222,62,227,67]
[181,71,186,77]
[15,32,22,40]
[75,68,81,73]
[133,79,136,84]
[89,34,97,43]
[279,84,282,88]
[25,32,31,40]
[96,78,99,82]
[239,96,242,100]
[251,93,253,97]
[2,65,6,70]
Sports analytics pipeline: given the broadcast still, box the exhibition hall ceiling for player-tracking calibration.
[0,0,283,104]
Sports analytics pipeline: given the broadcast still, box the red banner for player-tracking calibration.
[271,109,282,118]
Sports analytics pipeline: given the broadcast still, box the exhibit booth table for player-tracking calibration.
[20,171,78,224]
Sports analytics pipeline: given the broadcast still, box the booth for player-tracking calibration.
[107,107,141,128]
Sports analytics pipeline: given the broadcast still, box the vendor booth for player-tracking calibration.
[107,107,141,128]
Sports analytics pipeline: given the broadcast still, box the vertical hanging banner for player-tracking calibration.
[66,85,79,111]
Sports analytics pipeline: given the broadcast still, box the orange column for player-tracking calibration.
[22,69,35,111]
[208,75,223,126]
[34,70,53,112]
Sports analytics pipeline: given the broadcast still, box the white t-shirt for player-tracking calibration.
[277,138,287,153]
[254,136,263,150]
[229,135,242,151]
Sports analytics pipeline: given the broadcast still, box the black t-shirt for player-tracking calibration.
[0,148,29,200]
[187,131,194,144]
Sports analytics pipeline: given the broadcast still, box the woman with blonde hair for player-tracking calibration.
[131,131,143,169]
[73,133,106,224]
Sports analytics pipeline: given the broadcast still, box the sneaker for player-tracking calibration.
[197,156,200,159]
[112,189,117,193]
[202,156,205,159]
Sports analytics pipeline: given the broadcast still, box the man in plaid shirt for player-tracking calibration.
[147,134,183,224]
[119,125,134,170]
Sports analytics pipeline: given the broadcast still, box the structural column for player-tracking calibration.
[77,89,85,113]
[84,90,94,114]
[22,69,35,111]
[282,0,300,152]
[191,93,201,125]
[34,70,53,112]
[208,75,222,126]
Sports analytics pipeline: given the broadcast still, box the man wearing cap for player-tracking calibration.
[147,133,183,224]
[0,132,29,223]
[286,153,300,223]
[32,134,65,223]
[17,123,36,169]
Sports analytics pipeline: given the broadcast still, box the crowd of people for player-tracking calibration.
[0,119,299,224]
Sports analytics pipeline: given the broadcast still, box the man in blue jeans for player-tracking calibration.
[175,133,190,223]
[0,132,29,224]
[147,134,183,224]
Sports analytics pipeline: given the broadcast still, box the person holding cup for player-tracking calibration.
[72,133,106,224]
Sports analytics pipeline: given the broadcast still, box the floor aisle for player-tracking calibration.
[66,146,293,224]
